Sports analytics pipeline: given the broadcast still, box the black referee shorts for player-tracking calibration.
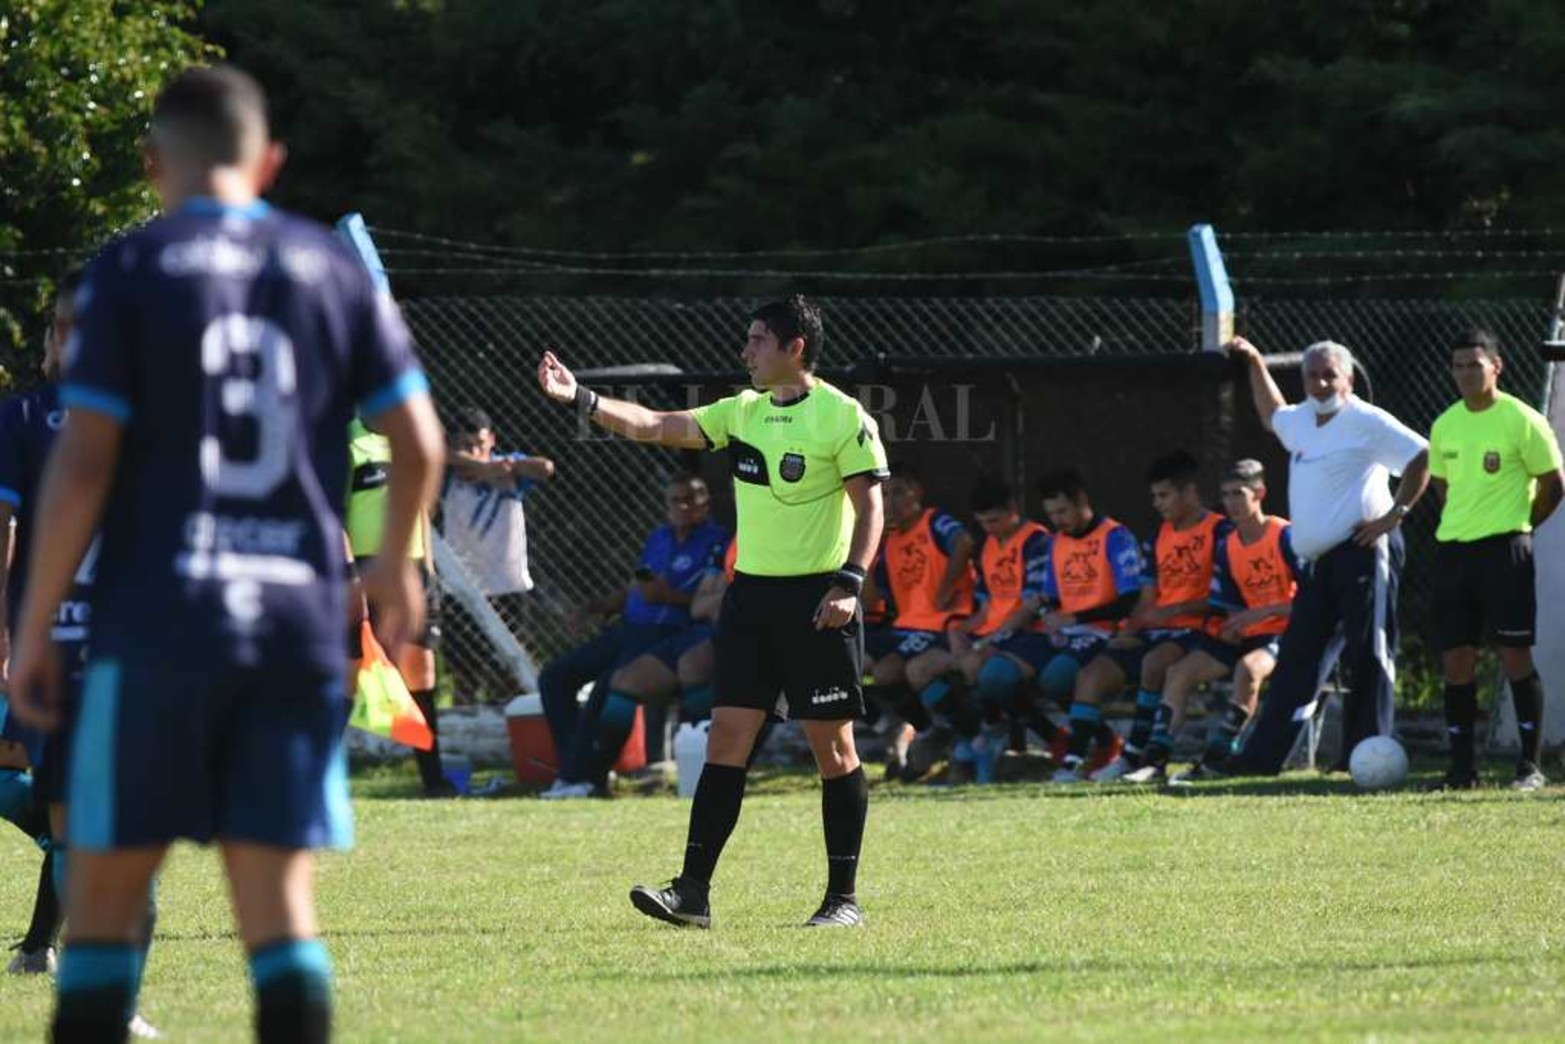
[348,557,442,658]
[713,572,866,721]
[1432,532,1536,651]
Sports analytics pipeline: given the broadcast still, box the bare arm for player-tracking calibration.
[360,394,447,653]
[934,531,975,610]
[1532,470,1564,529]
[538,351,707,449]
[842,476,885,575]
[1392,449,1431,511]
[1225,337,1287,432]
[690,571,728,622]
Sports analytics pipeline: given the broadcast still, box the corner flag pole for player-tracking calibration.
[1188,223,1234,353]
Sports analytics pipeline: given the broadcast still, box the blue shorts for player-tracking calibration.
[993,630,1108,673]
[1191,632,1281,671]
[69,658,353,852]
[865,628,946,661]
[644,624,714,671]
[1102,628,1204,680]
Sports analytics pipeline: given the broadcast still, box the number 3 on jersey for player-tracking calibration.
[200,315,299,499]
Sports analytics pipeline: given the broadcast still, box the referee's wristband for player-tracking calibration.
[573,385,600,416]
[831,564,866,597]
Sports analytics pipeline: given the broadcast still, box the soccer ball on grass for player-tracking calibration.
[1348,736,1409,791]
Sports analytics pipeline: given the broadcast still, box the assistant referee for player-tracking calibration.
[1428,328,1564,790]
[537,295,888,928]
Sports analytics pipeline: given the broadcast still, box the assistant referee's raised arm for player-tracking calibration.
[537,350,709,449]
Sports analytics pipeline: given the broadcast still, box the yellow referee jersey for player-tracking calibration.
[691,381,888,576]
[1429,391,1563,542]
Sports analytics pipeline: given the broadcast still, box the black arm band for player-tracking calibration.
[832,563,866,597]
[573,385,600,416]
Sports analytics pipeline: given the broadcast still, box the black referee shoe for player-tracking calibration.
[1427,766,1480,792]
[804,893,864,928]
[629,879,711,928]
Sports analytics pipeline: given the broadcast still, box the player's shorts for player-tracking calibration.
[864,627,946,661]
[1432,532,1536,651]
[348,557,442,656]
[645,623,715,671]
[713,573,865,720]
[67,657,353,852]
[1190,632,1282,671]
[1101,628,1203,680]
[993,629,1108,673]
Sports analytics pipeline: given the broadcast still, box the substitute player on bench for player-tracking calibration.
[9,65,444,1042]
[538,294,886,929]
[1428,328,1564,790]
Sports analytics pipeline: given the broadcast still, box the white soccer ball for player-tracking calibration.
[1348,736,1409,790]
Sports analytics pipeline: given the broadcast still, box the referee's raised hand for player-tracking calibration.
[537,350,577,403]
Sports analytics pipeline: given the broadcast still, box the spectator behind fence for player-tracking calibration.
[538,474,729,799]
[1223,337,1429,776]
[440,406,554,701]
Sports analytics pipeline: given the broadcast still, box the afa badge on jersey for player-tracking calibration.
[780,452,807,483]
[1483,450,1501,474]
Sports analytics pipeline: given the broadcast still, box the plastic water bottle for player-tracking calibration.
[674,721,710,798]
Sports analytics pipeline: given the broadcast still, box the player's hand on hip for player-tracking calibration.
[1352,510,1401,546]
[813,587,857,630]
[7,627,62,732]
[362,557,425,660]
[537,350,578,403]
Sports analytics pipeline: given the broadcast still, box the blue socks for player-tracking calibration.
[681,685,714,720]
[0,768,34,833]
[1125,688,1162,760]
[54,941,141,1040]
[1066,701,1102,762]
[250,938,333,1044]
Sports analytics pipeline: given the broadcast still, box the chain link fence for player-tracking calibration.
[402,292,1555,704]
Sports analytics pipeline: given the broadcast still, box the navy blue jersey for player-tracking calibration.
[0,383,94,654]
[624,521,731,628]
[64,198,426,672]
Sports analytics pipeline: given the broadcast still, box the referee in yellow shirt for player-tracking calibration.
[1428,328,1564,790]
[538,295,887,928]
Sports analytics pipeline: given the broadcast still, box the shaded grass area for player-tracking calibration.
[0,763,1560,1041]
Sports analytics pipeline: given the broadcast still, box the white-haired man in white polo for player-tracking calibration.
[1222,337,1430,774]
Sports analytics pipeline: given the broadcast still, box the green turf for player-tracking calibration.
[1,764,1562,1042]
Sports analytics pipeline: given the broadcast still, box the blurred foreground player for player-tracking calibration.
[539,294,887,928]
[9,65,443,1042]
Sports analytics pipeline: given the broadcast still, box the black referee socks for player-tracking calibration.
[1509,672,1545,767]
[681,763,749,888]
[1443,681,1479,773]
[821,767,868,898]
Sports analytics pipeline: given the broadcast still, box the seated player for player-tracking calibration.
[863,468,975,780]
[596,537,735,758]
[977,469,1145,780]
[1160,460,1300,784]
[538,474,729,798]
[1075,450,1229,784]
[904,477,1051,783]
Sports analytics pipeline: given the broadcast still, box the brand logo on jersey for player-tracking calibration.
[780,452,807,483]
[1483,450,1501,473]
[764,415,793,424]
[672,554,692,572]
[810,687,851,706]
[46,409,65,431]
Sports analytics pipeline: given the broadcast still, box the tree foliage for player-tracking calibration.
[0,0,214,382]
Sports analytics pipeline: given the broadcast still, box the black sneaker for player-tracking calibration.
[804,893,864,928]
[629,879,711,928]
[1427,766,1480,792]
[1511,762,1548,792]
[903,725,954,782]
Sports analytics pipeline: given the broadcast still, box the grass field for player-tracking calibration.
[0,764,1562,1042]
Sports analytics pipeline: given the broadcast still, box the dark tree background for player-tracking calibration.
[6,0,1565,372]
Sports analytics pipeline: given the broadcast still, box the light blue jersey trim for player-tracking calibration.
[69,660,120,850]
[179,196,272,220]
[360,371,430,419]
[60,384,132,423]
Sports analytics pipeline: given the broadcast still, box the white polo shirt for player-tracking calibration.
[1272,397,1427,561]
